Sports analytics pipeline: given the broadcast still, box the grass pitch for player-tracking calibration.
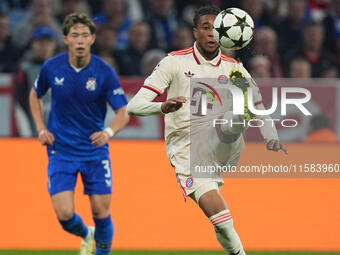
[0,251,339,255]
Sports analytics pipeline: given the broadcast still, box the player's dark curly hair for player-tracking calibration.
[62,13,96,35]
[193,5,221,27]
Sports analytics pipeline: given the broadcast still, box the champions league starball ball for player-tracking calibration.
[213,8,254,50]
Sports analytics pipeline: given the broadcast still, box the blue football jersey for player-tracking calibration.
[34,52,127,161]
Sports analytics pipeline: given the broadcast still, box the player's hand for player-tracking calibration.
[266,139,288,154]
[38,129,55,146]
[161,97,187,114]
[90,131,110,146]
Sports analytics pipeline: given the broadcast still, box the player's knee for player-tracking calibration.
[91,204,110,219]
[205,207,227,218]
[197,189,227,217]
[55,206,74,221]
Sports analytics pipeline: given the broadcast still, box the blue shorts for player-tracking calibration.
[47,155,112,196]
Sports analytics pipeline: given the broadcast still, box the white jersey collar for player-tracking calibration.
[193,42,222,66]
[71,65,84,73]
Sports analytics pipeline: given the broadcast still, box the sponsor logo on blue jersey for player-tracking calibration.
[54,77,64,86]
[113,87,124,95]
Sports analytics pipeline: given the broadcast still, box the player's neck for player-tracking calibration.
[196,44,219,61]
[69,54,91,69]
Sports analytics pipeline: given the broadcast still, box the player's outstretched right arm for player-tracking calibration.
[126,87,186,116]
[29,88,54,145]
[127,87,163,116]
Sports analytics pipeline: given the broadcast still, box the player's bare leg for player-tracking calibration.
[89,194,113,255]
[51,191,93,254]
[89,194,111,218]
[51,191,75,220]
[191,190,246,255]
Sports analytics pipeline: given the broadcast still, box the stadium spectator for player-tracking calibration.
[254,26,283,77]
[168,24,194,52]
[92,23,119,70]
[285,20,336,77]
[275,0,309,57]
[125,0,145,21]
[92,23,118,65]
[93,0,132,50]
[321,65,339,78]
[88,0,145,21]
[116,21,152,76]
[14,26,56,137]
[146,0,180,50]
[0,0,29,29]
[177,0,229,26]
[289,57,312,78]
[242,0,285,28]
[249,55,271,78]
[98,54,119,71]
[0,12,20,73]
[241,0,265,29]
[55,0,91,25]
[308,0,330,21]
[86,0,103,15]
[141,48,167,76]
[305,114,339,142]
[323,0,340,60]
[11,0,64,50]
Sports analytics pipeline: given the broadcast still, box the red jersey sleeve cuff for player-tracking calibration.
[142,85,162,96]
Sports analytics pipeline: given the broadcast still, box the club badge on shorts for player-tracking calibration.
[186,177,193,188]
[86,77,96,91]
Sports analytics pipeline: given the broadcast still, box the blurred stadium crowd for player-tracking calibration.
[3,0,340,78]
[0,0,339,141]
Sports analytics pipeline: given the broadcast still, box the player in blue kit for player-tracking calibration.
[29,13,129,255]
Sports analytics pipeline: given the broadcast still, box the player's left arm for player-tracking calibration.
[30,63,55,146]
[255,103,288,154]
[90,67,129,147]
[240,65,288,154]
[90,105,129,146]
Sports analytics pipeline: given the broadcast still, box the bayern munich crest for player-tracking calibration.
[86,77,97,91]
[186,177,193,188]
[217,75,228,84]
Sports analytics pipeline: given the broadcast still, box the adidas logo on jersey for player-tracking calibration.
[184,71,194,77]
[54,77,64,86]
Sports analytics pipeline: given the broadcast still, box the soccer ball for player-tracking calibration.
[213,8,254,50]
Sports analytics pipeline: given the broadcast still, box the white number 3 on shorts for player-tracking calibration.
[101,160,111,178]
